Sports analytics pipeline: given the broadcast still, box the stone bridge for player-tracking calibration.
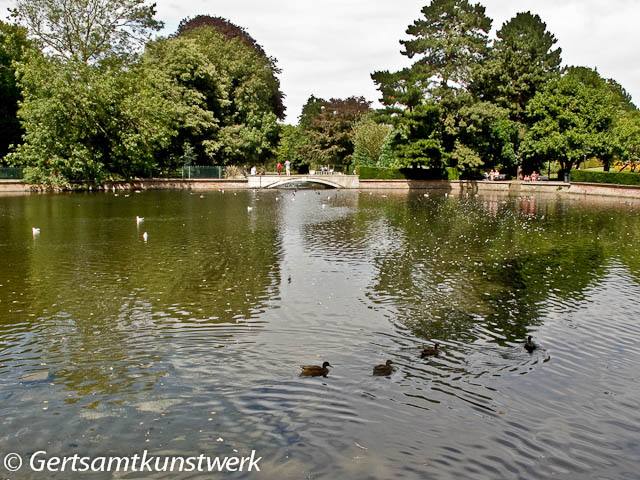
[247,174,359,189]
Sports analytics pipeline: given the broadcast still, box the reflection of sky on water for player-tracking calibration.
[1,190,640,479]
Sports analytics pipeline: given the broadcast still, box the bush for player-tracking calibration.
[570,169,640,186]
[355,165,453,180]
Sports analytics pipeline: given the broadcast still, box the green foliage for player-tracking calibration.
[389,104,445,168]
[472,12,561,123]
[351,114,392,167]
[11,0,163,63]
[522,68,620,174]
[276,124,307,171]
[11,53,182,184]
[175,15,285,119]
[141,29,281,166]
[297,95,371,168]
[401,0,491,94]
[445,167,461,180]
[570,169,640,185]
[10,13,283,184]
[0,21,32,161]
[614,110,640,171]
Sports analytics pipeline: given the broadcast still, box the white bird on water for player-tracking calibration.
[136,216,144,224]
[142,232,148,242]
[247,206,253,212]
[32,227,40,236]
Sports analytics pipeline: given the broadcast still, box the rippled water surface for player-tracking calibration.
[1,190,640,479]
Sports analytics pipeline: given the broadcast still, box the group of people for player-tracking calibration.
[244,160,291,177]
[276,160,291,175]
[485,169,501,181]
[523,171,539,182]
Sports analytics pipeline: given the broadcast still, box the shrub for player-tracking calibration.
[570,170,640,186]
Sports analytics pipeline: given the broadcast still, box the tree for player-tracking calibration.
[472,12,561,124]
[389,103,445,168]
[298,95,371,169]
[373,0,492,109]
[371,0,493,173]
[522,68,619,175]
[175,15,285,120]
[141,27,281,166]
[453,101,517,171]
[10,0,163,64]
[276,124,307,172]
[614,110,640,171]
[0,21,32,161]
[351,114,392,167]
[10,52,193,184]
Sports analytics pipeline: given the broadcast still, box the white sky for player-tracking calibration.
[2,0,639,123]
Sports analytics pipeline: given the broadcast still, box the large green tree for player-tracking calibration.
[472,12,561,124]
[373,0,492,108]
[522,68,619,175]
[175,15,285,120]
[351,114,392,167]
[11,52,192,184]
[142,27,281,166]
[297,95,371,170]
[371,0,493,172]
[389,103,445,168]
[0,21,32,161]
[10,0,163,64]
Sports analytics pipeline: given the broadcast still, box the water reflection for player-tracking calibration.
[1,190,640,479]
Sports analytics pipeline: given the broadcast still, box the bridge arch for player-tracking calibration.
[266,178,342,189]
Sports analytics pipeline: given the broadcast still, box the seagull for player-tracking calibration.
[142,232,148,242]
[247,206,253,212]
[136,216,144,224]
[32,227,40,236]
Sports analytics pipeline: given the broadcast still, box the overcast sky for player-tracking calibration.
[2,0,639,123]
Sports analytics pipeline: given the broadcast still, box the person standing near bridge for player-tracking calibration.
[277,162,282,175]
[285,159,291,176]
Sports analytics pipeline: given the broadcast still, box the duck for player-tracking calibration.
[373,360,393,376]
[300,361,331,377]
[524,336,537,353]
[421,343,439,358]
[32,227,40,236]
[136,216,144,224]
[142,232,148,242]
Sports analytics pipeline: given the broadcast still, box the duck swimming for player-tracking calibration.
[421,343,439,358]
[300,361,332,377]
[524,336,537,353]
[373,360,393,376]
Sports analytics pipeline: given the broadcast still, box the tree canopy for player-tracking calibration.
[0,21,32,161]
[10,0,163,63]
[7,1,285,184]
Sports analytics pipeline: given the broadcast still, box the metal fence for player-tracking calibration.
[0,167,23,179]
[182,165,225,179]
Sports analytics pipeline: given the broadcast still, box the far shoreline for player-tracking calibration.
[2,178,640,200]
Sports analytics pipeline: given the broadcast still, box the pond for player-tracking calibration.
[1,189,639,479]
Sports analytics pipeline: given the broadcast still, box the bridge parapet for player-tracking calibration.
[247,174,359,189]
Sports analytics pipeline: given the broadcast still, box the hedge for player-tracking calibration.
[570,169,640,186]
[355,166,460,180]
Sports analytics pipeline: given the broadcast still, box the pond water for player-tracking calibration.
[1,189,639,479]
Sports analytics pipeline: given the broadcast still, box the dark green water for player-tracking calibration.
[1,190,640,479]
